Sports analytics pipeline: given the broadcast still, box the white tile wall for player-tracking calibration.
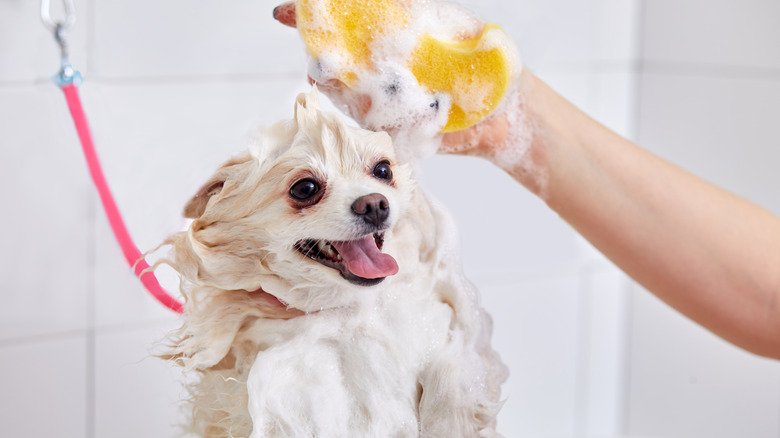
[464,0,639,71]
[419,156,583,278]
[467,0,594,69]
[480,271,583,436]
[592,0,641,63]
[628,286,780,438]
[91,0,307,79]
[15,0,780,437]
[591,72,638,141]
[536,69,638,141]
[0,336,88,437]
[94,322,187,438]
[0,0,88,82]
[642,0,780,71]
[475,265,629,438]
[637,72,780,215]
[575,266,631,436]
[628,0,780,436]
[536,70,593,112]
[0,86,91,341]
[82,79,309,253]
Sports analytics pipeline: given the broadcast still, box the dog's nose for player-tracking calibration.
[352,193,390,228]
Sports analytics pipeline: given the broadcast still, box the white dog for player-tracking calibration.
[161,89,507,437]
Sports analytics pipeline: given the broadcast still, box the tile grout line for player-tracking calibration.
[85,1,97,432]
[2,63,778,91]
[86,0,96,78]
[0,316,177,349]
[572,264,593,435]
[641,60,780,82]
[619,0,647,434]
[617,278,636,437]
[0,329,90,349]
[86,167,97,438]
[0,71,305,90]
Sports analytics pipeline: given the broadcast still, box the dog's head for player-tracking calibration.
[173,89,414,311]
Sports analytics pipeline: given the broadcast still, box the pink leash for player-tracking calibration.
[42,0,183,313]
[60,84,184,313]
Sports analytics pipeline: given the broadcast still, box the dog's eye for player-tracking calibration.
[290,179,320,201]
[372,161,393,182]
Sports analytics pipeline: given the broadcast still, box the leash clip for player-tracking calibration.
[41,0,82,87]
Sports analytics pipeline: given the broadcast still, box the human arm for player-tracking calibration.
[447,70,780,359]
[274,2,780,359]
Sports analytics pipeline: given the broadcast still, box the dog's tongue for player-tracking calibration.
[332,235,398,279]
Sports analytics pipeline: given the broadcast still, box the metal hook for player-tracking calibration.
[41,0,81,86]
[40,0,76,33]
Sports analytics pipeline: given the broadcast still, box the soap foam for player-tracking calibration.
[298,0,523,163]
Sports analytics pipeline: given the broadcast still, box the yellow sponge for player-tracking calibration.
[408,24,513,133]
[296,0,409,86]
[295,0,514,133]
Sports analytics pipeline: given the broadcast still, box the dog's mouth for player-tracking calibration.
[294,232,399,286]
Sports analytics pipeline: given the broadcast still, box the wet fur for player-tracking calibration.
[161,89,507,437]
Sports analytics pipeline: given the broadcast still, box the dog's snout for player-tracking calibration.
[352,193,390,227]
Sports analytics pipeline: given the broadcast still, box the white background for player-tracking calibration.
[1,0,779,436]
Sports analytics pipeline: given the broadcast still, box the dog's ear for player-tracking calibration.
[183,180,224,219]
[183,152,253,219]
[294,87,321,130]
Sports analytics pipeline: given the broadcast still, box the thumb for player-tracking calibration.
[273,2,297,28]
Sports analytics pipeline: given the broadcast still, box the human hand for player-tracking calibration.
[273,1,385,128]
[273,0,529,168]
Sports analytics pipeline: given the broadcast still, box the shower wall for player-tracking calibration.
[1,0,778,437]
[628,1,780,437]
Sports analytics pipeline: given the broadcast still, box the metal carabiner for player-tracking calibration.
[40,0,76,33]
[41,0,81,86]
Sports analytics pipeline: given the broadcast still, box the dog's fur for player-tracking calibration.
[161,89,507,437]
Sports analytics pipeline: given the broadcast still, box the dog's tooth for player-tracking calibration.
[317,239,337,259]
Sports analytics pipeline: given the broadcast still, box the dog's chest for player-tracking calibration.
[246,295,453,437]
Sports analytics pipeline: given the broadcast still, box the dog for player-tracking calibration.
[161,89,507,437]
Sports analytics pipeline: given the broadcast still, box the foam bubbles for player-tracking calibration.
[296,0,522,163]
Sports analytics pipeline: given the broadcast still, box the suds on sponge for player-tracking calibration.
[295,0,523,162]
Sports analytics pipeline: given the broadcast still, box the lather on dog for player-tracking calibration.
[161,89,507,437]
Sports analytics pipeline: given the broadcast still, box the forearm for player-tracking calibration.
[513,72,780,358]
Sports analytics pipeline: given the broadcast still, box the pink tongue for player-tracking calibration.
[331,235,399,279]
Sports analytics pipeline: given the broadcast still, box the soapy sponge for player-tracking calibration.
[296,0,410,86]
[295,0,515,133]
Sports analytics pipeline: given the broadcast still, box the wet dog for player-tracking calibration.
[161,89,506,437]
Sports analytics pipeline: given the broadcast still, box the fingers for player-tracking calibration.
[440,125,483,155]
[440,115,510,157]
[310,77,374,120]
[273,0,509,160]
[273,1,297,28]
